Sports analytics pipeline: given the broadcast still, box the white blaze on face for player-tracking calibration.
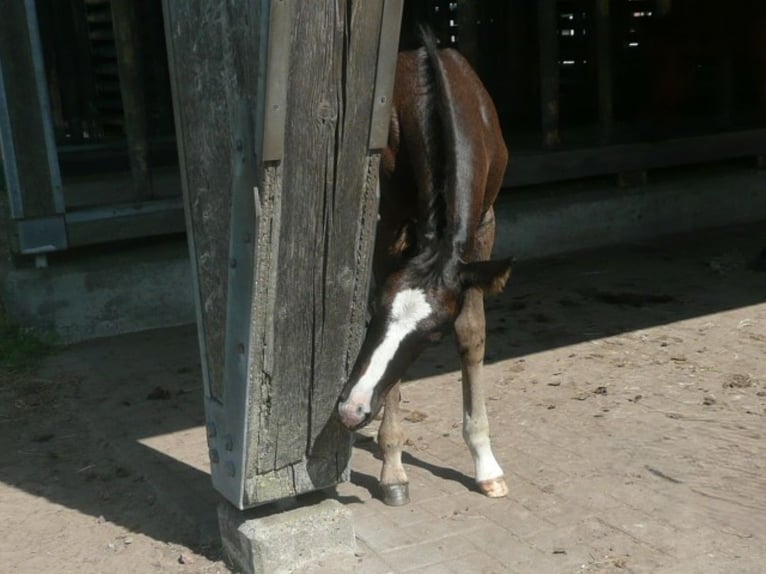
[348,288,432,409]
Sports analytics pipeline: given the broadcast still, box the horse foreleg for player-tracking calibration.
[378,382,410,505]
[454,287,508,498]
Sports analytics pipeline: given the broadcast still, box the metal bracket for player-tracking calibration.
[15,216,68,254]
[262,0,294,163]
[368,0,404,151]
[0,56,23,218]
[206,98,260,509]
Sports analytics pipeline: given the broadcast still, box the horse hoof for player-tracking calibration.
[477,476,508,498]
[381,483,410,506]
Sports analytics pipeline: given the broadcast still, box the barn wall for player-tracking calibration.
[494,165,766,261]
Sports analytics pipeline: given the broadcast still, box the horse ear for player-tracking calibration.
[458,258,512,295]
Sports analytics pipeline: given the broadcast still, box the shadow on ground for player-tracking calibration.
[408,222,766,381]
[0,324,222,560]
[0,221,764,556]
[351,435,477,501]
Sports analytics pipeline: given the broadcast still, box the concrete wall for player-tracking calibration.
[1,239,194,343]
[493,163,766,260]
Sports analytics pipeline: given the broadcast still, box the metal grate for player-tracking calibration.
[84,0,123,138]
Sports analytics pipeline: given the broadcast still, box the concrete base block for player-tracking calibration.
[218,499,356,574]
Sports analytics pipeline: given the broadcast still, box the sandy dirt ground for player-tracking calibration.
[0,333,227,573]
[336,223,766,573]
[0,223,765,573]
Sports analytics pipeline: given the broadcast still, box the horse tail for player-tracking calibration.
[418,27,464,255]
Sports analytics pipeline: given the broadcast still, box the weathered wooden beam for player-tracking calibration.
[595,0,613,144]
[243,0,387,506]
[503,129,766,188]
[538,0,560,147]
[112,0,152,199]
[164,1,246,409]
[165,0,399,508]
[457,0,479,69]
[64,198,185,247]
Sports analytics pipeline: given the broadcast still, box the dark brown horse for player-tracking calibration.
[338,30,510,506]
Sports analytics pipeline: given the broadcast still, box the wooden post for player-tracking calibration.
[538,0,560,147]
[112,0,152,200]
[595,0,613,144]
[457,0,480,69]
[164,0,402,508]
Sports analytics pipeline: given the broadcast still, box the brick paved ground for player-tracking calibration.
[322,225,766,573]
[2,224,764,573]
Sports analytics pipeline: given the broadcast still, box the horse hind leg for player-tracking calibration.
[454,287,508,498]
[378,382,410,505]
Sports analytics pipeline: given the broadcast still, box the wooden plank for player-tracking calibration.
[262,0,292,162]
[538,0,560,147]
[369,0,404,150]
[111,0,152,199]
[457,0,479,68]
[503,129,766,188]
[163,2,241,402]
[64,201,185,247]
[595,0,613,144]
[243,0,382,505]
